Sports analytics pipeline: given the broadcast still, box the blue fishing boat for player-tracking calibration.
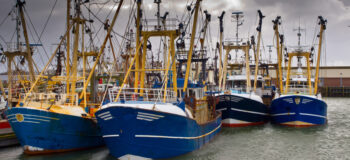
[216,76,269,127]
[6,107,103,153]
[270,93,327,127]
[270,16,327,127]
[97,87,221,159]
[6,0,124,154]
[216,11,269,127]
[96,0,221,158]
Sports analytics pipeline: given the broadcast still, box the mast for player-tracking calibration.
[272,16,283,93]
[244,42,251,92]
[134,0,142,92]
[253,10,264,92]
[222,11,244,91]
[17,0,35,82]
[70,0,81,97]
[161,12,168,72]
[6,0,37,106]
[183,0,201,92]
[66,0,71,95]
[314,16,327,94]
[218,11,225,90]
[194,10,211,82]
[154,0,161,30]
[79,0,124,99]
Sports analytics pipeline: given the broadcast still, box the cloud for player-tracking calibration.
[338,0,350,7]
[1,0,350,69]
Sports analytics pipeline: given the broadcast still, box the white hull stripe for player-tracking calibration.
[98,112,113,120]
[103,134,120,138]
[100,114,112,119]
[271,112,326,119]
[11,120,40,124]
[217,108,227,111]
[138,112,164,118]
[230,108,267,115]
[136,117,153,121]
[271,112,296,116]
[104,117,113,120]
[137,114,161,119]
[101,116,113,120]
[23,117,50,122]
[135,123,221,139]
[8,114,59,120]
[97,111,111,117]
[300,113,327,119]
[7,117,16,120]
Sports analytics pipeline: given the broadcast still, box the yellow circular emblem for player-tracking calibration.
[16,114,24,122]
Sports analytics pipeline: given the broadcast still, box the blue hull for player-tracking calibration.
[6,107,104,154]
[216,94,269,127]
[270,95,327,127]
[96,106,221,159]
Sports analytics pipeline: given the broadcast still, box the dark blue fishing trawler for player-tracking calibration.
[215,10,269,127]
[270,16,327,127]
[96,0,221,158]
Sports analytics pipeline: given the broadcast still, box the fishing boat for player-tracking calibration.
[215,10,269,127]
[6,0,124,154]
[270,16,327,127]
[96,0,221,159]
[0,94,18,147]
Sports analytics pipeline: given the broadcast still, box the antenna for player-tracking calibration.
[267,45,273,63]
[231,11,244,45]
[154,0,161,30]
[293,18,305,47]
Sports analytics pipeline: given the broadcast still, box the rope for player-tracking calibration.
[0,5,15,28]
[99,0,136,105]
[23,8,48,71]
[82,3,129,40]
[38,0,58,41]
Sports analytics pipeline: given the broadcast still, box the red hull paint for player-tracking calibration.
[0,121,11,129]
[222,121,266,127]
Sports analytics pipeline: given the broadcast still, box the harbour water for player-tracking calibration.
[1,98,349,160]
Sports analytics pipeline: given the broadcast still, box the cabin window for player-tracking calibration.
[188,89,195,97]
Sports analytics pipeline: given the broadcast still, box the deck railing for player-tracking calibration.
[108,88,178,103]
[20,93,79,106]
[285,85,314,95]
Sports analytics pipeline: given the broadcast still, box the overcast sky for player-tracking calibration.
[0,0,349,74]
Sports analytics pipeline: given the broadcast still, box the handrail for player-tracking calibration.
[109,88,177,103]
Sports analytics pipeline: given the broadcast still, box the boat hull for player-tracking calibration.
[270,95,327,127]
[96,106,221,159]
[0,120,19,147]
[6,107,104,154]
[216,94,269,127]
